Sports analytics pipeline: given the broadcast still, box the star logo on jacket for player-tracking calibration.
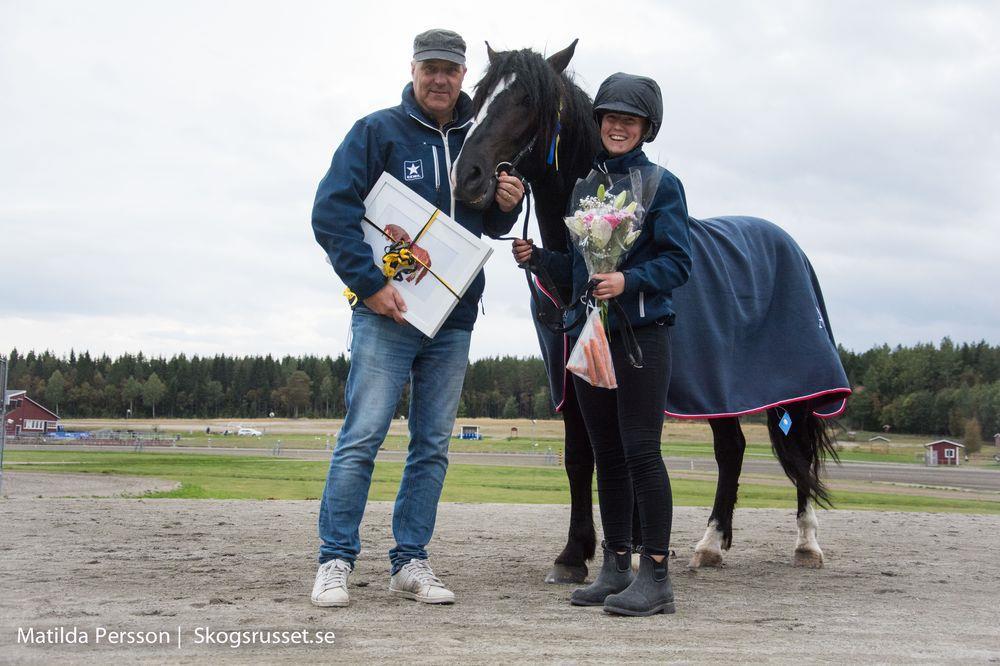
[404,160,424,181]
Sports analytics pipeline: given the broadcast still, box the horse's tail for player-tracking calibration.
[766,402,840,509]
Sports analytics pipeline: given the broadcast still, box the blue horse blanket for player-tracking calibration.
[533,215,851,418]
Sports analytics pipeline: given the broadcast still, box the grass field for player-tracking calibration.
[6,450,999,514]
[55,418,948,464]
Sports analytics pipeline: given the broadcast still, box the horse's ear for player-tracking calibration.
[546,39,578,74]
[486,41,498,64]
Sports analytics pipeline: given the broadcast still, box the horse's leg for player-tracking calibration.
[766,403,836,568]
[690,417,746,568]
[545,381,595,584]
[793,489,824,568]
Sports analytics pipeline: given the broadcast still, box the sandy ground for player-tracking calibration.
[2,488,999,665]
[0,471,179,498]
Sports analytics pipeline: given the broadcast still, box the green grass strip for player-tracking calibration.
[5,450,998,514]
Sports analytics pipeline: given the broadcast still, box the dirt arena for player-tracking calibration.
[1,474,999,663]
[0,470,179,499]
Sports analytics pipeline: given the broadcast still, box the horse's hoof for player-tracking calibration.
[793,548,824,569]
[544,563,588,584]
[688,549,724,569]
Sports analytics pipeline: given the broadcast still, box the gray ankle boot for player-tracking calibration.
[570,543,633,607]
[603,553,676,616]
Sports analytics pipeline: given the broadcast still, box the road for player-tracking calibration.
[8,442,1000,493]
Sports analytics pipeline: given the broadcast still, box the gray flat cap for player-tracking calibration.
[413,28,466,65]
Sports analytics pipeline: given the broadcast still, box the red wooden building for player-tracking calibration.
[924,439,965,466]
[3,390,60,436]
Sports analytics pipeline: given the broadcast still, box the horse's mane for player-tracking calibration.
[472,48,598,180]
[471,46,599,251]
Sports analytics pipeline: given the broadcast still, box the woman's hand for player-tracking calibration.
[592,272,625,300]
[495,172,525,212]
[512,238,535,266]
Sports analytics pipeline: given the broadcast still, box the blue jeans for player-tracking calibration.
[318,307,471,572]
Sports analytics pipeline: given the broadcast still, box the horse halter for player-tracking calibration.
[494,98,562,180]
[494,136,537,181]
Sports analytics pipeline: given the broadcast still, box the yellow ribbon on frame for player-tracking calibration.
[360,210,462,301]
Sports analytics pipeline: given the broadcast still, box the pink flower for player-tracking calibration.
[604,213,624,229]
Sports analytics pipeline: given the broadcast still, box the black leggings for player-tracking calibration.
[571,321,672,555]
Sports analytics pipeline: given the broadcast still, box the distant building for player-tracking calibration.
[924,439,964,466]
[3,390,60,435]
[458,425,482,440]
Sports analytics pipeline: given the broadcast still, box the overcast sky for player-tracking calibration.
[2,1,998,361]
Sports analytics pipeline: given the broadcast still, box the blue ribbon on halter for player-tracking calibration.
[546,120,561,170]
[546,101,563,170]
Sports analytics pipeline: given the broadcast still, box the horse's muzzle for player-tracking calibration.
[454,164,497,210]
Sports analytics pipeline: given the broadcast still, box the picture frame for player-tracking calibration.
[360,172,493,338]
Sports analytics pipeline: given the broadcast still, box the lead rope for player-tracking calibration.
[491,172,569,336]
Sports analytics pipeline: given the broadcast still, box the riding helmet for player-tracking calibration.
[593,72,663,142]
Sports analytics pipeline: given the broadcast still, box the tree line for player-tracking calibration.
[2,349,553,422]
[3,339,999,446]
[838,339,999,451]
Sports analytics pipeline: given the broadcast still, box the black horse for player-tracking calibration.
[453,41,851,580]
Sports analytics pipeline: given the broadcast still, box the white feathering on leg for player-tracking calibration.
[689,519,726,568]
[793,503,824,568]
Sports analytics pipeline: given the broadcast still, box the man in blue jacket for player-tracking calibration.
[310,28,524,608]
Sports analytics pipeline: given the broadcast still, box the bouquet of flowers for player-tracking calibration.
[564,167,661,389]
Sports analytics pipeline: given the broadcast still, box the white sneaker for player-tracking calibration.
[389,558,455,604]
[311,559,351,607]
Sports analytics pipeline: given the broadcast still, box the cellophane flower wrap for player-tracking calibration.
[564,167,661,389]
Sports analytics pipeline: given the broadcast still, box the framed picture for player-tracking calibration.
[360,172,493,338]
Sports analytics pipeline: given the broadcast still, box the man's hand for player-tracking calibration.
[512,238,535,266]
[592,272,625,300]
[495,171,525,213]
[363,283,408,324]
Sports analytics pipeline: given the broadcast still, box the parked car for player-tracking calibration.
[237,427,262,437]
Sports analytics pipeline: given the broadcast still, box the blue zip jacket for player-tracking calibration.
[312,83,521,332]
[536,148,692,333]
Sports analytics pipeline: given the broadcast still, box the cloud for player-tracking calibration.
[1,0,997,361]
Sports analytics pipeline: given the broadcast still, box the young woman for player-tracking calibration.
[513,72,691,616]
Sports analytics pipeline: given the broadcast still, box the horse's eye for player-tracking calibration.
[519,95,531,107]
